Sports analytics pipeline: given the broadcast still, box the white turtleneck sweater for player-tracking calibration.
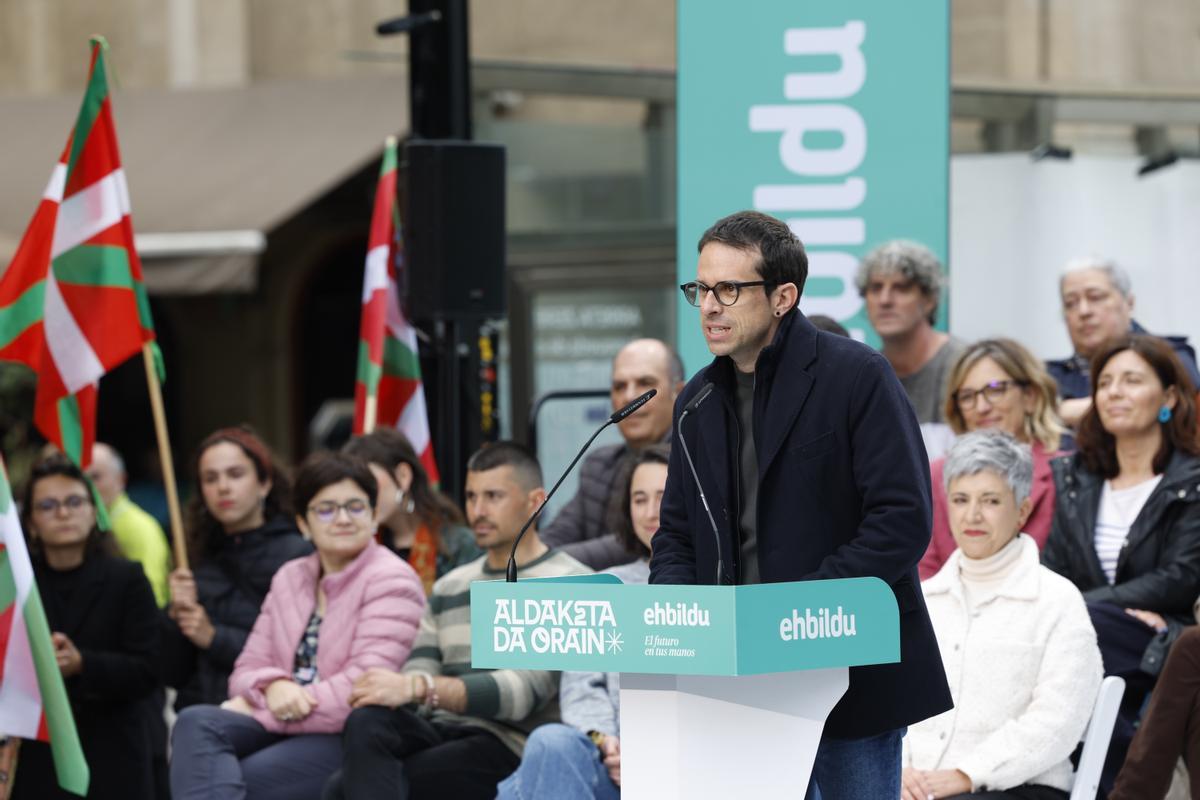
[958,535,1024,611]
[908,533,1104,793]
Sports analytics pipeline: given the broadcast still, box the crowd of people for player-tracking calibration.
[7,225,1200,799]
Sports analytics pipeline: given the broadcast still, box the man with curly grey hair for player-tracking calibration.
[856,240,965,426]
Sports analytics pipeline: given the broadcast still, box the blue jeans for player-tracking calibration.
[170,705,343,800]
[496,724,620,800]
[805,727,904,800]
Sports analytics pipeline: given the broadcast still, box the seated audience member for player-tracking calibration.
[1043,334,1200,789]
[323,442,590,800]
[903,431,1102,800]
[1048,256,1200,427]
[540,338,683,570]
[807,314,850,337]
[496,444,668,800]
[856,240,965,426]
[920,339,1068,579]
[87,441,172,607]
[12,456,160,800]
[1110,596,1200,800]
[343,428,481,594]
[163,427,313,710]
[87,440,175,797]
[170,452,426,800]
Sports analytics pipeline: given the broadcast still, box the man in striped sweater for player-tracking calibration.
[323,442,591,800]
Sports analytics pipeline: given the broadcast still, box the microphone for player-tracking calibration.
[676,383,726,585]
[611,389,656,423]
[376,10,442,35]
[506,389,658,581]
[683,382,714,415]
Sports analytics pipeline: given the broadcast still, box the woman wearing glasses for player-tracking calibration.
[919,339,1068,579]
[170,451,425,800]
[343,428,480,595]
[164,427,313,712]
[11,455,160,800]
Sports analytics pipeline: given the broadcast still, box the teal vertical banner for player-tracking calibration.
[676,0,950,372]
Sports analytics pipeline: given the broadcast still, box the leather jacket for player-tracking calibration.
[1044,450,1200,673]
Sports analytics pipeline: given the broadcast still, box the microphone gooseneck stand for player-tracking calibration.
[506,388,658,582]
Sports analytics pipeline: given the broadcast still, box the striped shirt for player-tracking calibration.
[403,548,591,754]
[1095,476,1162,583]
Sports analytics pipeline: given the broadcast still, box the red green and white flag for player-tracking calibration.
[0,455,90,795]
[0,37,157,469]
[352,137,440,483]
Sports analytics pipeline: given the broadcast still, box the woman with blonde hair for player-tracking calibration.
[919,338,1068,579]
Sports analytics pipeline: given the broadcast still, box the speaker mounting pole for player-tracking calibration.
[378,1,505,504]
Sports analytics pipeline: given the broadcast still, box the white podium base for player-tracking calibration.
[619,667,849,800]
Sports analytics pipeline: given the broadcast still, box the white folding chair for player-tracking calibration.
[1070,675,1126,800]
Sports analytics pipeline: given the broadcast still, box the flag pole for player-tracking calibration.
[141,344,188,571]
[0,737,20,800]
[363,395,379,435]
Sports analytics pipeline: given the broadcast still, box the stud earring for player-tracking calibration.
[1159,405,1173,423]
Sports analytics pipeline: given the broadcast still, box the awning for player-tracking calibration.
[0,74,408,293]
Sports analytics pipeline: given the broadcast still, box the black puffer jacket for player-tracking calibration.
[1045,450,1200,622]
[539,442,635,570]
[163,515,312,709]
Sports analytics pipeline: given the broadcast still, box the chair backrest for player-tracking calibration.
[1070,675,1126,800]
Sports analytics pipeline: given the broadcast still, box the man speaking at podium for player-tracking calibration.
[651,211,952,799]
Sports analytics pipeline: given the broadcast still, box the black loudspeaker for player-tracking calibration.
[404,140,506,319]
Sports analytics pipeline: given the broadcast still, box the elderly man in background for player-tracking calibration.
[1048,255,1200,427]
[857,240,966,426]
[540,337,684,570]
[88,441,172,607]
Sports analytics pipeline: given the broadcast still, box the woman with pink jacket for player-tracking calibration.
[170,452,426,800]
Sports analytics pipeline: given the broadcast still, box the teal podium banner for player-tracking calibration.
[677,0,950,368]
[470,576,899,676]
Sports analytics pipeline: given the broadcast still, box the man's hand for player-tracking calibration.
[264,679,318,722]
[1126,608,1168,633]
[51,633,82,678]
[601,735,621,787]
[174,603,216,649]
[900,768,971,799]
[349,668,414,709]
[220,695,255,716]
[1059,397,1092,428]
[168,568,198,607]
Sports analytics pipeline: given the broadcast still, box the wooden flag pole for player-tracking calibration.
[142,344,188,571]
[363,395,378,435]
[0,737,19,800]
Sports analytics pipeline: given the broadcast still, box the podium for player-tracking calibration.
[471,575,900,799]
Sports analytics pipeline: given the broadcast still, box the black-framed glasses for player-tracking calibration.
[679,280,772,307]
[32,495,91,515]
[955,380,1025,410]
[308,499,371,523]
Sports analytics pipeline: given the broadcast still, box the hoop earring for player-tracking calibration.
[397,488,416,514]
[1159,405,1173,423]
